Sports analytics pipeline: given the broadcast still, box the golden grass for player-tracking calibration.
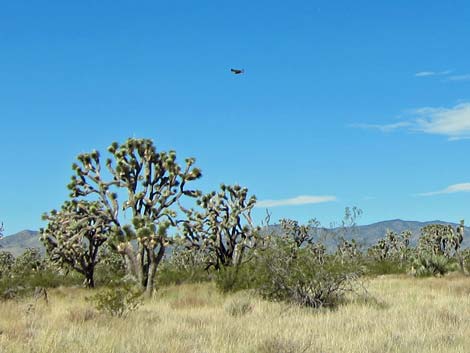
[0,275,469,353]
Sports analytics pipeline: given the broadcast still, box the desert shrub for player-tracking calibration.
[0,251,82,300]
[94,245,127,286]
[90,284,142,317]
[157,247,211,286]
[254,238,365,308]
[413,254,455,277]
[213,251,266,293]
[157,265,211,286]
[363,258,408,276]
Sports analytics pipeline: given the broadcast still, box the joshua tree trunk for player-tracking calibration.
[83,269,95,288]
[144,245,165,297]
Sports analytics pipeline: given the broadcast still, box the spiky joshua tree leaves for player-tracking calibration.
[41,200,111,288]
[68,138,202,296]
[181,184,259,270]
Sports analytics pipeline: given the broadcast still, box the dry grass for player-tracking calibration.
[0,276,469,353]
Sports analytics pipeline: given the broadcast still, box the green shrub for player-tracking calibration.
[94,245,127,286]
[157,263,211,286]
[363,259,408,276]
[214,261,258,293]
[414,254,454,277]
[254,239,365,308]
[0,252,83,300]
[90,284,142,317]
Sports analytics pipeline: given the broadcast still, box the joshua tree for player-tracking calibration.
[279,218,321,248]
[415,222,467,275]
[336,238,360,262]
[68,138,201,296]
[368,230,411,263]
[418,223,463,258]
[12,248,44,275]
[180,184,259,270]
[455,220,468,275]
[0,222,4,240]
[0,251,14,278]
[41,200,112,288]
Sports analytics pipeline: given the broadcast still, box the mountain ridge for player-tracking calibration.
[1,219,469,256]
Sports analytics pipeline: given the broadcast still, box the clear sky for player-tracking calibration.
[1,1,470,235]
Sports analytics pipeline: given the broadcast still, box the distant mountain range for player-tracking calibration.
[0,230,43,257]
[1,219,469,256]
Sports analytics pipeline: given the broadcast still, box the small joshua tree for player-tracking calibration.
[337,238,361,263]
[368,230,411,263]
[68,138,202,296]
[0,251,14,278]
[181,184,259,270]
[0,222,4,240]
[41,200,112,288]
[279,218,321,248]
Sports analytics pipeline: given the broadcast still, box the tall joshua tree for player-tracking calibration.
[41,200,111,288]
[181,184,259,270]
[68,138,201,296]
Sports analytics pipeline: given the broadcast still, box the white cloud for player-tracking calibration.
[256,195,336,208]
[418,183,470,196]
[415,70,451,77]
[448,74,470,82]
[413,103,470,139]
[415,71,437,77]
[354,102,470,140]
[351,122,411,132]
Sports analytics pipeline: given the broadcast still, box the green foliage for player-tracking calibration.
[462,248,470,274]
[214,265,252,293]
[41,200,112,288]
[90,284,142,317]
[418,224,462,258]
[362,259,408,276]
[413,253,454,277]
[368,230,411,263]
[0,251,83,300]
[11,248,44,275]
[181,184,259,270]
[68,137,202,295]
[94,244,127,286]
[0,251,14,278]
[254,237,365,308]
[157,247,211,286]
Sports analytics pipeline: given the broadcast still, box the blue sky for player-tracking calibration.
[1,1,470,235]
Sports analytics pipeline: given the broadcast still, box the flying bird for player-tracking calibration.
[230,68,244,75]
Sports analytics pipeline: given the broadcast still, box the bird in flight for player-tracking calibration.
[230,68,244,75]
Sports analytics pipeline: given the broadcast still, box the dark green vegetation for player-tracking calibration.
[1,137,469,314]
